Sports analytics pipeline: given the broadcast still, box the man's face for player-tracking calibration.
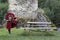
[9,17,12,20]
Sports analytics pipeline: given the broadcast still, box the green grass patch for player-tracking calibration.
[0,28,60,40]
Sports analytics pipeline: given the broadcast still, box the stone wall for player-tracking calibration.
[8,0,38,19]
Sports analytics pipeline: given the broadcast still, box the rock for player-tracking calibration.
[8,0,51,27]
[8,0,38,19]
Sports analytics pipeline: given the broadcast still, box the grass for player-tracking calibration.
[0,28,60,40]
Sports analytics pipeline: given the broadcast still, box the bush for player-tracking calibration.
[0,3,8,24]
[0,3,8,10]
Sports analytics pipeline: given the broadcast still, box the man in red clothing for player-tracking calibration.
[5,10,15,34]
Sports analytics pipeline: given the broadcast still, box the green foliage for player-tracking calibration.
[38,0,60,27]
[0,3,8,23]
[0,3,8,10]
[0,0,8,3]
[18,18,25,24]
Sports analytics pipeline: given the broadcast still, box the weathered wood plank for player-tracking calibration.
[21,27,57,30]
[27,22,51,24]
[29,25,51,27]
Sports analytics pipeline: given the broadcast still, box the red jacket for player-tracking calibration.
[6,19,18,29]
[6,21,11,30]
[5,12,15,29]
[11,19,18,27]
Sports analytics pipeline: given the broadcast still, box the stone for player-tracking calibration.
[8,0,51,27]
[8,0,38,19]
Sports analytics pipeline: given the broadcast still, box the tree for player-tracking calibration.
[38,0,60,27]
[0,3,8,23]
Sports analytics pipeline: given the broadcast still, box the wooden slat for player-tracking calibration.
[25,22,55,30]
[21,27,56,30]
[27,22,51,24]
[30,25,51,27]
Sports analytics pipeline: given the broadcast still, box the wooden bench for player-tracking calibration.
[21,22,57,31]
